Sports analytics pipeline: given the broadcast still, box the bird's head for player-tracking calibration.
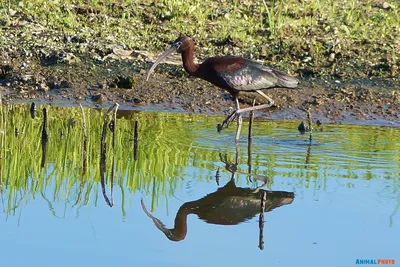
[173,36,192,53]
[146,36,194,81]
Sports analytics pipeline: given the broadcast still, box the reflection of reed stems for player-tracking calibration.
[110,103,119,204]
[389,193,400,227]
[133,121,139,161]
[259,191,267,250]
[41,138,48,169]
[100,103,119,207]
[100,142,111,206]
[40,191,62,218]
[41,108,49,168]
[0,96,4,187]
[305,139,312,166]
[80,104,88,177]
[74,104,88,206]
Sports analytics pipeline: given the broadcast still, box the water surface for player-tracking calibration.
[0,104,399,267]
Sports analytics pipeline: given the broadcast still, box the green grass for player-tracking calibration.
[0,0,399,78]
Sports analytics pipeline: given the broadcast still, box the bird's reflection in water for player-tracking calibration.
[141,147,294,243]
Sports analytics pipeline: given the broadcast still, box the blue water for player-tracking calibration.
[1,110,399,267]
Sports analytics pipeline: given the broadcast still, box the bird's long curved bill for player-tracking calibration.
[140,199,169,233]
[146,45,177,81]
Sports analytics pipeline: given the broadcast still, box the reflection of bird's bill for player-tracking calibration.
[146,45,177,81]
[141,199,168,232]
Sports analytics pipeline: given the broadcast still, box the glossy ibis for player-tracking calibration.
[141,179,294,242]
[146,36,299,140]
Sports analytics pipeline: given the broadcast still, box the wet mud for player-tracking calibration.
[1,54,399,127]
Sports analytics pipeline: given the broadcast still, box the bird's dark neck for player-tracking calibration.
[181,48,199,76]
[168,205,191,241]
[165,201,199,241]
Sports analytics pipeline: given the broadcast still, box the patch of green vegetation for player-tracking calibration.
[0,0,399,78]
[1,103,400,218]
[0,103,212,216]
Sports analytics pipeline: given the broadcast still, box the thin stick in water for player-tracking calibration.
[247,99,256,182]
[307,109,313,141]
[248,99,256,142]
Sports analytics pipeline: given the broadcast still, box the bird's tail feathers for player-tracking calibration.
[273,69,299,88]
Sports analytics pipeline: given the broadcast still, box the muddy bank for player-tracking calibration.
[1,1,399,128]
[1,53,399,128]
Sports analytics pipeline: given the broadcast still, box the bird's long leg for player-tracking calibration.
[234,97,243,141]
[235,131,241,164]
[218,97,239,132]
[218,110,237,131]
[218,90,275,131]
[235,90,274,115]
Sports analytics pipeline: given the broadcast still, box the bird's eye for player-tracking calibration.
[174,41,182,47]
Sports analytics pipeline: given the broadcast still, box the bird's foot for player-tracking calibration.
[217,110,237,132]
